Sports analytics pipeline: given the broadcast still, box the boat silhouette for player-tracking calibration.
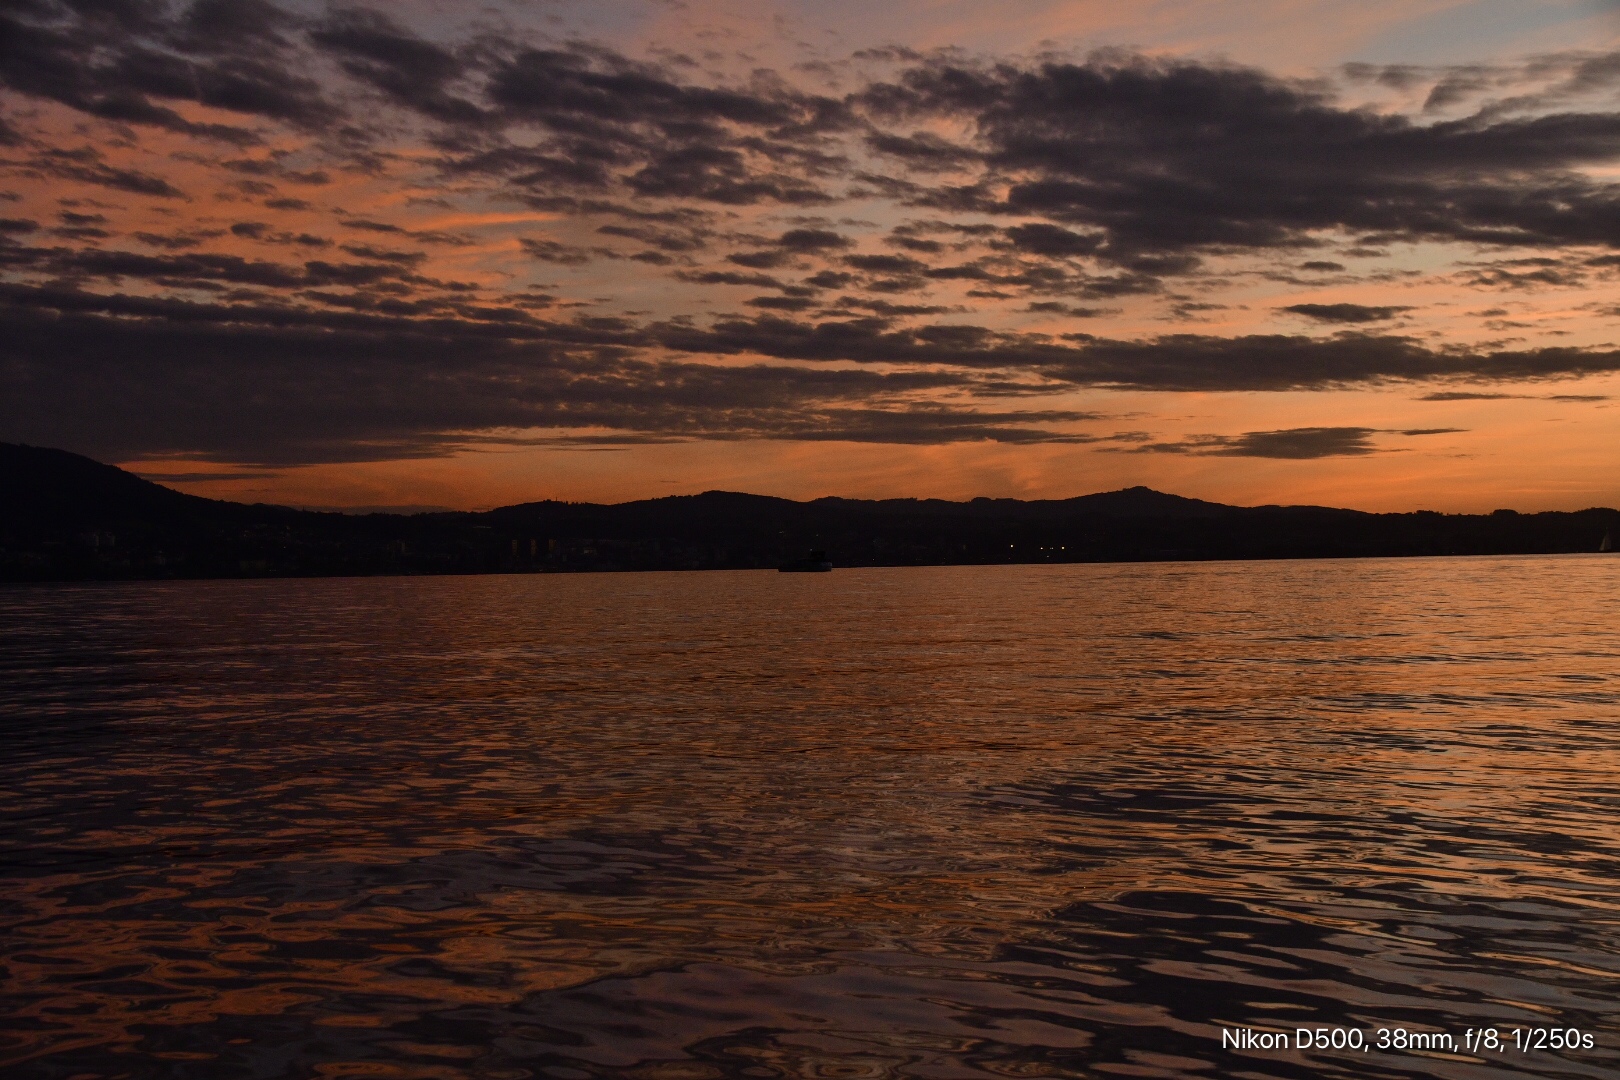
[779,549,833,572]
[1602,530,1614,553]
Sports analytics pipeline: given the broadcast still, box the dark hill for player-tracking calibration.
[1065,486,1253,518]
[0,442,222,528]
[2,442,1616,581]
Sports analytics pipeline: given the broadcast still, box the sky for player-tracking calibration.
[2,1,1619,512]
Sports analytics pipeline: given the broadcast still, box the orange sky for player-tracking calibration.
[3,0,1619,512]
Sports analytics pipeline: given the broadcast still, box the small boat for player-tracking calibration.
[1602,530,1614,553]
[779,548,833,572]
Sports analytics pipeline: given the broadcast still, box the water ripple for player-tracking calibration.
[2,556,1619,1078]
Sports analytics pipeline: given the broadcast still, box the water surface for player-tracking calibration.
[4,557,1620,1079]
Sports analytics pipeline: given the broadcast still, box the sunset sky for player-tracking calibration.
[3,0,1619,512]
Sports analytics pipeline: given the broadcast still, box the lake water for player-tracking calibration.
[4,557,1620,1079]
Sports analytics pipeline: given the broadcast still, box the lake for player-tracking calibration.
[4,557,1619,1079]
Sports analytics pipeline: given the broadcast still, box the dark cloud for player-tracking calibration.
[0,0,337,137]
[3,13,1619,467]
[1456,255,1590,289]
[49,208,111,240]
[520,237,600,265]
[644,316,1620,391]
[30,147,185,197]
[0,241,470,294]
[0,282,1074,463]
[804,270,855,289]
[1131,427,1382,458]
[1283,303,1414,322]
[1344,52,1620,118]
[338,243,426,265]
[308,7,484,126]
[132,228,226,249]
[864,129,977,169]
[917,255,1161,300]
[335,219,467,245]
[858,52,1620,259]
[52,223,112,240]
[844,253,929,275]
[1115,423,1468,456]
[745,295,817,311]
[675,269,785,290]
[830,298,955,317]
[777,228,852,251]
[5,279,1619,464]
[8,6,1620,255]
[453,44,851,206]
[1003,223,1103,258]
[1044,334,1620,390]
[596,222,710,252]
[727,249,790,269]
[1027,301,1112,317]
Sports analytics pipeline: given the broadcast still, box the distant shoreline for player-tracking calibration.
[5,442,1617,583]
[5,549,1617,591]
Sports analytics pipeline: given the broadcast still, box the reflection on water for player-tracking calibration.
[3,557,1619,1079]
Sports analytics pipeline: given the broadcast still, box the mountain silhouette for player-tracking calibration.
[1,442,222,527]
[3,442,1616,581]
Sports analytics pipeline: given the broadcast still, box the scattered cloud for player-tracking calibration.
[1,4,1617,469]
[1125,425,1462,459]
[1283,303,1413,323]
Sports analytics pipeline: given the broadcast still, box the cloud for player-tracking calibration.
[308,7,484,126]
[9,272,1619,465]
[0,282,1082,464]
[0,241,472,293]
[1003,223,1104,258]
[520,237,601,265]
[859,52,1620,257]
[1283,303,1413,322]
[646,316,1620,391]
[1205,427,1380,459]
[29,147,186,197]
[443,43,852,206]
[1418,391,1611,402]
[596,222,710,253]
[0,0,337,137]
[777,228,852,252]
[1129,425,1466,458]
[8,5,1620,257]
[1144,427,1383,457]
[1344,51,1620,118]
[1027,302,1113,317]
[3,10,1619,470]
